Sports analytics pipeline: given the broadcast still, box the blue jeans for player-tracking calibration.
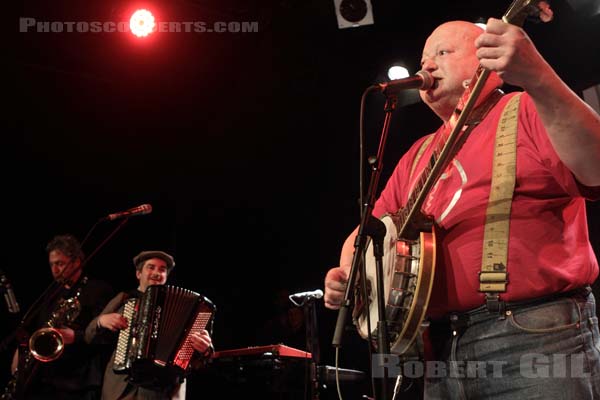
[424,289,600,399]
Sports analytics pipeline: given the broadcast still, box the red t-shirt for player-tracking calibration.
[373,91,600,317]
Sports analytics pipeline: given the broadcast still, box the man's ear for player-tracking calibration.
[136,269,142,280]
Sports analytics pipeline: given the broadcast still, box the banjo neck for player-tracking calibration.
[397,0,550,239]
[396,64,488,240]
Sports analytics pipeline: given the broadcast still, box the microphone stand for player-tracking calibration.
[332,89,397,400]
[302,296,320,400]
[16,217,130,340]
[2,216,133,398]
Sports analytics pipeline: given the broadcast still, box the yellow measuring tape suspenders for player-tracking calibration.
[409,135,434,179]
[479,93,522,313]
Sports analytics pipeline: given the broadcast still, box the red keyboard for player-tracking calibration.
[212,344,312,359]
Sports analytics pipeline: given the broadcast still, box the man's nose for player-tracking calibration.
[421,58,437,71]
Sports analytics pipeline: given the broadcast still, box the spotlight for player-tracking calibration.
[387,65,409,81]
[130,9,156,37]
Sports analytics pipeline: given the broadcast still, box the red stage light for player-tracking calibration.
[130,9,156,37]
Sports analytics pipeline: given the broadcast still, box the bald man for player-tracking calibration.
[325,19,600,399]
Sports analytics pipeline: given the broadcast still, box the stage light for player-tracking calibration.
[387,65,409,81]
[130,8,156,37]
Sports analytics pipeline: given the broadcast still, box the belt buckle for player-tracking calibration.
[485,293,506,316]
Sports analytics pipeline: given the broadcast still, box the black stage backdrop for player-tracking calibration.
[4,1,600,399]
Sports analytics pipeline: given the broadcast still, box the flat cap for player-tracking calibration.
[133,250,175,272]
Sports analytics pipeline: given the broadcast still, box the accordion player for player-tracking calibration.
[112,284,216,389]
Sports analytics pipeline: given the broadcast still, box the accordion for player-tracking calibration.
[113,284,215,387]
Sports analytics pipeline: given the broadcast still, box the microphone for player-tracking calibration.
[377,70,434,96]
[0,270,20,314]
[289,289,324,305]
[104,204,152,221]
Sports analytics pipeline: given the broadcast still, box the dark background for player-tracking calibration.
[4,0,600,398]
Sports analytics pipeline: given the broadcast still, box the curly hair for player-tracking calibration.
[45,234,84,261]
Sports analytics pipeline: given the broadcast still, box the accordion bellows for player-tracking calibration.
[114,285,215,387]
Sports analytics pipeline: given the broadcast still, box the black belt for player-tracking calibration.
[430,286,592,333]
[500,285,591,313]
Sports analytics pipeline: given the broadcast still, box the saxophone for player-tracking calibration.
[2,277,87,400]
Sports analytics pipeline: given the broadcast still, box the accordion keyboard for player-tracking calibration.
[111,285,216,386]
[113,298,137,373]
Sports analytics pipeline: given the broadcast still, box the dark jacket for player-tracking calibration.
[24,278,115,398]
[85,289,208,400]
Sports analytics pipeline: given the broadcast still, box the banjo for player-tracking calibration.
[351,0,553,357]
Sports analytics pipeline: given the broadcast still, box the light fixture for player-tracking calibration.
[387,65,409,81]
[333,0,374,29]
[130,8,156,37]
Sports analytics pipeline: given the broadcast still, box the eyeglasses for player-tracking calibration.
[49,259,74,268]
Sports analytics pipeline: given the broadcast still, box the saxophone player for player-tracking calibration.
[9,234,114,399]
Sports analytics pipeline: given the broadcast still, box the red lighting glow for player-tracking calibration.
[130,9,156,37]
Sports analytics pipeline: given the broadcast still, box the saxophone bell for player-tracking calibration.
[27,279,86,363]
[28,328,65,362]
